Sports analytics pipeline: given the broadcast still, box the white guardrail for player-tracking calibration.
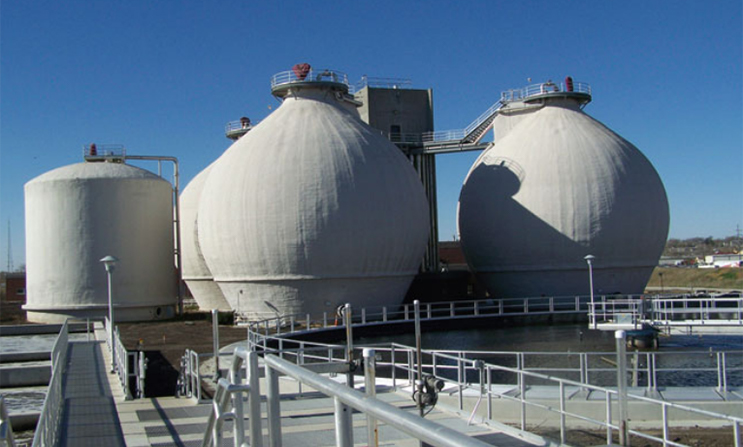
[112,325,147,400]
[271,69,351,91]
[589,296,743,330]
[203,347,492,447]
[176,349,216,403]
[236,299,742,447]
[244,295,593,339]
[500,81,592,102]
[31,320,71,447]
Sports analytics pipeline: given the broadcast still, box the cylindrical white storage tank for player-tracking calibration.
[24,161,177,323]
[180,163,230,311]
[458,94,669,298]
[198,71,430,319]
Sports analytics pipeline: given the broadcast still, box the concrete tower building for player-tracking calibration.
[458,83,670,298]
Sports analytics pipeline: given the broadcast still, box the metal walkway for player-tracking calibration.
[115,377,549,447]
[58,341,126,447]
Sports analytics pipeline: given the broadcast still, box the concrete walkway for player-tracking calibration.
[58,340,126,447]
[113,379,551,447]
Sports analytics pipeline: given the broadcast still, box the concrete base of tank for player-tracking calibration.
[216,275,415,320]
[183,278,231,311]
[475,265,654,298]
[23,303,176,323]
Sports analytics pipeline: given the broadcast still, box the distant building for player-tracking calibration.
[3,272,26,302]
[659,257,686,266]
[702,253,743,268]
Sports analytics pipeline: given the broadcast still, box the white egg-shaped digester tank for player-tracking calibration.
[180,163,230,311]
[198,69,430,319]
[24,160,177,323]
[458,84,669,298]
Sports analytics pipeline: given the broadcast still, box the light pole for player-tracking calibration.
[584,255,596,329]
[100,255,118,373]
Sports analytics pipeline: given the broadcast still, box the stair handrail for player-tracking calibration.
[31,320,69,447]
[202,347,262,447]
[421,100,504,144]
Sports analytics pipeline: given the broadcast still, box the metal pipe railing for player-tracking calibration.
[271,69,351,91]
[105,318,146,400]
[263,354,492,447]
[32,321,69,447]
[244,295,592,337]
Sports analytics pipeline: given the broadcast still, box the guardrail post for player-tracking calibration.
[559,381,566,444]
[450,302,455,317]
[364,348,378,447]
[580,353,588,386]
[458,353,464,411]
[344,304,354,389]
[662,403,670,446]
[717,352,727,393]
[391,345,397,389]
[266,364,282,447]
[138,352,147,398]
[362,308,366,324]
[194,352,202,402]
[615,330,629,446]
[486,365,492,420]
[334,397,353,447]
[382,306,387,322]
[605,392,613,444]
[248,351,263,447]
[306,314,311,330]
[407,349,414,386]
[212,309,220,381]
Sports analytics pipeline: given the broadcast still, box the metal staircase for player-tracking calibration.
[414,100,504,154]
[462,100,504,144]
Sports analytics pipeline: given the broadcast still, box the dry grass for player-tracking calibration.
[646,267,743,291]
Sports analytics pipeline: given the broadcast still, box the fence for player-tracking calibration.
[102,317,146,399]
[31,320,70,447]
[241,336,742,446]
[270,69,351,91]
[588,296,743,331]
[245,295,593,345]
[242,301,743,447]
[176,349,214,403]
[500,81,592,102]
[202,347,493,447]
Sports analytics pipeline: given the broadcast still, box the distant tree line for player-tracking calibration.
[664,236,742,258]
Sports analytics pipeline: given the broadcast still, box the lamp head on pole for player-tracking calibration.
[584,254,595,265]
[100,255,119,273]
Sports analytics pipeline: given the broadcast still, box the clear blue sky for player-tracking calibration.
[1,1,741,268]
